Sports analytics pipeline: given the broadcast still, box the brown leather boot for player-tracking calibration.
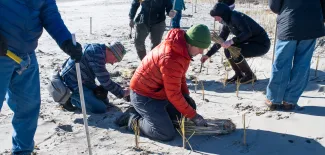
[226,58,243,83]
[235,59,256,84]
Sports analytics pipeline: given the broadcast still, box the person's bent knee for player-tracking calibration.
[151,127,176,141]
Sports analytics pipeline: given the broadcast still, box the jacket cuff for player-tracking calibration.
[232,37,240,45]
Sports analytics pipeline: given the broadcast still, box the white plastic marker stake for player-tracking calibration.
[169,0,177,29]
[72,33,93,155]
[90,17,92,34]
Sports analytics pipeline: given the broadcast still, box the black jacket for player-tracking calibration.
[207,3,269,57]
[269,0,325,40]
[129,0,172,27]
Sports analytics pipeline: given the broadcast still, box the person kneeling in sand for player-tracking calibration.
[201,2,271,84]
[55,42,130,113]
[115,24,210,141]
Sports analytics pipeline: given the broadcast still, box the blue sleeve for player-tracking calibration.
[268,0,283,14]
[40,0,72,46]
[87,46,124,98]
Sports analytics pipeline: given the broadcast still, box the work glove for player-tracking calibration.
[0,33,8,56]
[191,114,208,127]
[129,20,135,28]
[60,39,83,62]
[93,85,108,100]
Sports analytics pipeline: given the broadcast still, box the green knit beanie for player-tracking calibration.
[185,24,211,49]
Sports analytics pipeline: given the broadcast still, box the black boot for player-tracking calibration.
[62,98,77,111]
[115,107,139,127]
[226,58,243,83]
[235,59,256,84]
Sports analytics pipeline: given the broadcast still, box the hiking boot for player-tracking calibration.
[61,99,77,111]
[115,107,139,127]
[235,59,256,84]
[226,58,243,83]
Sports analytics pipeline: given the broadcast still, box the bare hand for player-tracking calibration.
[221,39,234,49]
[129,20,135,28]
[168,10,177,18]
[200,55,210,63]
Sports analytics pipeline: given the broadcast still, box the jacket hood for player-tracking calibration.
[164,29,191,60]
[210,3,232,23]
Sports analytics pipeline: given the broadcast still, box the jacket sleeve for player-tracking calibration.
[160,58,196,119]
[181,75,190,95]
[268,0,283,14]
[129,0,140,20]
[166,0,173,15]
[231,14,252,44]
[206,25,229,57]
[40,0,72,46]
[87,50,124,98]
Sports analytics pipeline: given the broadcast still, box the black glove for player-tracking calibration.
[93,86,108,100]
[0,33,8,56]
[183,94,197,110]
[191,114,208,127]
[60,39,83,62]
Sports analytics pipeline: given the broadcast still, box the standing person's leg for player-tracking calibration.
[150,21,166,50]
[135,23,150,60]
[6,53,41,154]
[129,91,175,141]
[171,10,182,28]
[70,86,107,114]
[283,39,316,105]
[266,40,297,104]
[0,56,15,111]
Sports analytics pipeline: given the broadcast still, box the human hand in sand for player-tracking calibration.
[221,39,234,49]
[168,10,177,18]
[191,114,208,127]
[129,20,135,28]
[200,55,210,63]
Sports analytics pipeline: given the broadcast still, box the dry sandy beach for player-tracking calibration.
[1,0,325,154]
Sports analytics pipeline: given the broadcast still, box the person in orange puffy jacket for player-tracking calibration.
[115,24,211,141]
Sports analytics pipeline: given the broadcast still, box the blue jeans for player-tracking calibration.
[0,53,40,155]
[70,86,108,114]
[171,10,182,28]
[129,91,176,141]
[266,39,316,104]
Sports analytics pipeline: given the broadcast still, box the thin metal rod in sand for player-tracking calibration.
[195,0,197,13]
[315,55,320,77]
[201,81,205,100]
[223,63,228,88]
[72,34,92,155]
[90,17,92,34]
[133,120,140,149]
[236,77,241,98]
[242,113,247,146]
[194,77,198,93]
